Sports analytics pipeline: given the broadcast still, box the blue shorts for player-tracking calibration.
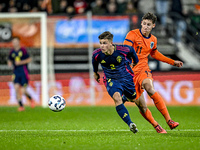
[104,78,136,99]
[13,73,29,87]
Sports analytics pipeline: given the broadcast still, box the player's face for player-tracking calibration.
[12,38,20,50]
[141,19,155,36]
[99,39,113,54]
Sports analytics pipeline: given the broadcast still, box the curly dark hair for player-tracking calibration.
[142,12,157,24]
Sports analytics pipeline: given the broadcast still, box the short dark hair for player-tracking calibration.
[12,36,20,40]
[142,12,157,24]
[98,31,113,41]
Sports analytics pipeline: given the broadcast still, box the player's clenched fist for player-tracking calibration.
[174,60,183,67]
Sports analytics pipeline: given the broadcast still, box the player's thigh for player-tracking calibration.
[134,72,149,99]
[112,92,122,103]
[20,74,29,87]
[21,86,28,95]
[142,78,156,95]
[134,69,153,99]
[13,73,20,84]
[123,80,137,100]
[14,83,21,94]
[105,79,123,98]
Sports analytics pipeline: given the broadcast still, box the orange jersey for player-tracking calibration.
[123,29,174,75]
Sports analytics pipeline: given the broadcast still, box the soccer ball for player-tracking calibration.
[48,95,66,112]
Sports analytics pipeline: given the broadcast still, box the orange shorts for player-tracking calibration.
[134,69,153,99]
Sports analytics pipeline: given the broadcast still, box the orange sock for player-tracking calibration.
[151,92,171,122]
[140,108,158,127]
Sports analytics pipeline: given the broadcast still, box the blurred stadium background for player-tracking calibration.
[0,0,200,107]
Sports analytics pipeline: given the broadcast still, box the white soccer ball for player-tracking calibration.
[48,95,66,112]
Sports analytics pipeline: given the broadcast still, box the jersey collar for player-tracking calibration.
[113,44,116,51]
[139,29,151,39]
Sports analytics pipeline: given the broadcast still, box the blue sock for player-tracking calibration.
[116,103,132,126]
[122,95,128,104]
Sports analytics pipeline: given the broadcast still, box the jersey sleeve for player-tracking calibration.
[152,37,158,51]
[123,31,135,46]
[124,45,139,64]
[21,48,30,59]
[150,50,175,65]
[8,50,13,61]
[92,51,99,73]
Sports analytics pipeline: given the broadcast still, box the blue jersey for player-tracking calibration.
[8,47,30,86]
[8,47,30,75]
[92,44,138,81]
[92,44,138,98]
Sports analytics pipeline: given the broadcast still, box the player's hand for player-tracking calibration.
[15,61,21,66]
[174,60,183,67]
[130,63,137,68]
[7,61,13,69]
[94,72,100,83]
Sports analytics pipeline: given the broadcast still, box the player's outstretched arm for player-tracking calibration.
[174,60,183,67]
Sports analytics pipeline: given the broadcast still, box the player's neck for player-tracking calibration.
[105,46,114,55]
[141,29,151,37]
[14,46,20,51]
[142,31,150,37]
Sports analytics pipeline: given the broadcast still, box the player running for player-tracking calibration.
[8,37,35,111]
[123,12,183,133]
[92,31,139,133]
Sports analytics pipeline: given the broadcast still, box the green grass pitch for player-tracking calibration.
[0,106,200,150]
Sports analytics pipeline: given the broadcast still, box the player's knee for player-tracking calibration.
[128,92,137,102]
[143,83,154,94]
[140,107,147,114]
[129,98,136,102]
[112,92,122,104]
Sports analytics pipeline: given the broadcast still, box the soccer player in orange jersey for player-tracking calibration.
[123,12,183,133]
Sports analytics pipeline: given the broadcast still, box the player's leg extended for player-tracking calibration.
[142,78,179,129]
[113,92,133,125]
[135,94,167,133]
[22,86,35,108]
[21,75,35,108]
[142,78,171,121]
[14,83,25,111]
[113,92,138,133]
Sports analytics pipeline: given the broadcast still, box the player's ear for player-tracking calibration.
[152,23,156,28]
[109,40,113,45]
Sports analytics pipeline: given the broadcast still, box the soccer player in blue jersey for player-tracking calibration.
[92,31,139,133]
[7,37,35,111]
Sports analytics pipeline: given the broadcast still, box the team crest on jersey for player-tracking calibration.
[150,42,154,49]
[116,56,122,63]
[18,51,23,57]
[11,53,15,58]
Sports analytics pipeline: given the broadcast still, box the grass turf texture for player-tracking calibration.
[0,106,199,150]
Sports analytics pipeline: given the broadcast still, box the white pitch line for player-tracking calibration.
[0,129,200,132]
